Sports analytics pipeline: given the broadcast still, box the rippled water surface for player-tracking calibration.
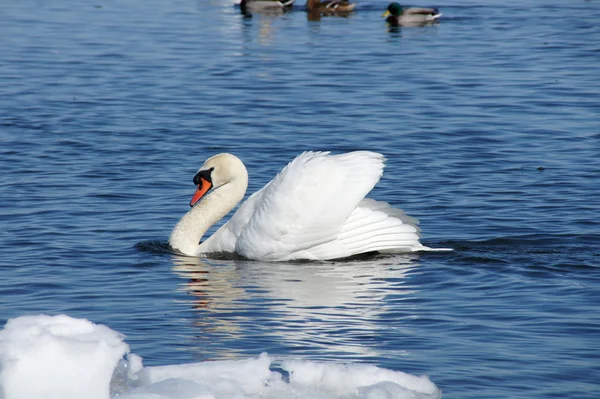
[1,0,600,398]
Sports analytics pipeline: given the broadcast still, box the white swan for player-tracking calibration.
[169,151,434,261]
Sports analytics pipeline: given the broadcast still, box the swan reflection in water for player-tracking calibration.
[171,253,422,360]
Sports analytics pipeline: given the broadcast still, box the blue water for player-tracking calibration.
[1,0,600,397]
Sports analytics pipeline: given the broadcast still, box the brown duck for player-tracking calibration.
[306,0,356,13]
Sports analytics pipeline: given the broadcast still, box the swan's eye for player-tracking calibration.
[193,168,214,185]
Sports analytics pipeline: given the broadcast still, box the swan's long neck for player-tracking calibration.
[169,176,247,256]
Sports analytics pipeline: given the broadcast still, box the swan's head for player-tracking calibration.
[189,153,248,207]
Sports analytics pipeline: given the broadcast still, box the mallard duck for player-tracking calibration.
[240,0,295,13]
[382,2,441,26]
[306,0,356,13]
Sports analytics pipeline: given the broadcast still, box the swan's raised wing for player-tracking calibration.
[230,151,390,260]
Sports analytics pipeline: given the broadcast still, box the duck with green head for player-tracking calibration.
[383,2,441,26]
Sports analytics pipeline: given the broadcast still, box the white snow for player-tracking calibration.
[0,314,442,399]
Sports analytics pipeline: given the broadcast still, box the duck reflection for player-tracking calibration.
[238,2,292,45]
[172,254,421,359]
[306,9,354,21]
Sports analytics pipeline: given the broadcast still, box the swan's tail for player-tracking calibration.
[414,245,453,252]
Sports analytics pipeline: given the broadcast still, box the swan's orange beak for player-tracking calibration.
[190,177,212,207]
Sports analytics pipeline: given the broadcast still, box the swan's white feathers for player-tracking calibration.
[358,198,422,234]
[305,206,422,259]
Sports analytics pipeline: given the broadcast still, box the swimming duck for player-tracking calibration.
[240,0,295,13]
[383,2,441,26]
[168,151,441,261]
[306,0,356,13]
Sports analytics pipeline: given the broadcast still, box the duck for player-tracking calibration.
[240,0,295,13]
[306,0,356,13]
[168,151,440,261]
[383,2,441,27]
